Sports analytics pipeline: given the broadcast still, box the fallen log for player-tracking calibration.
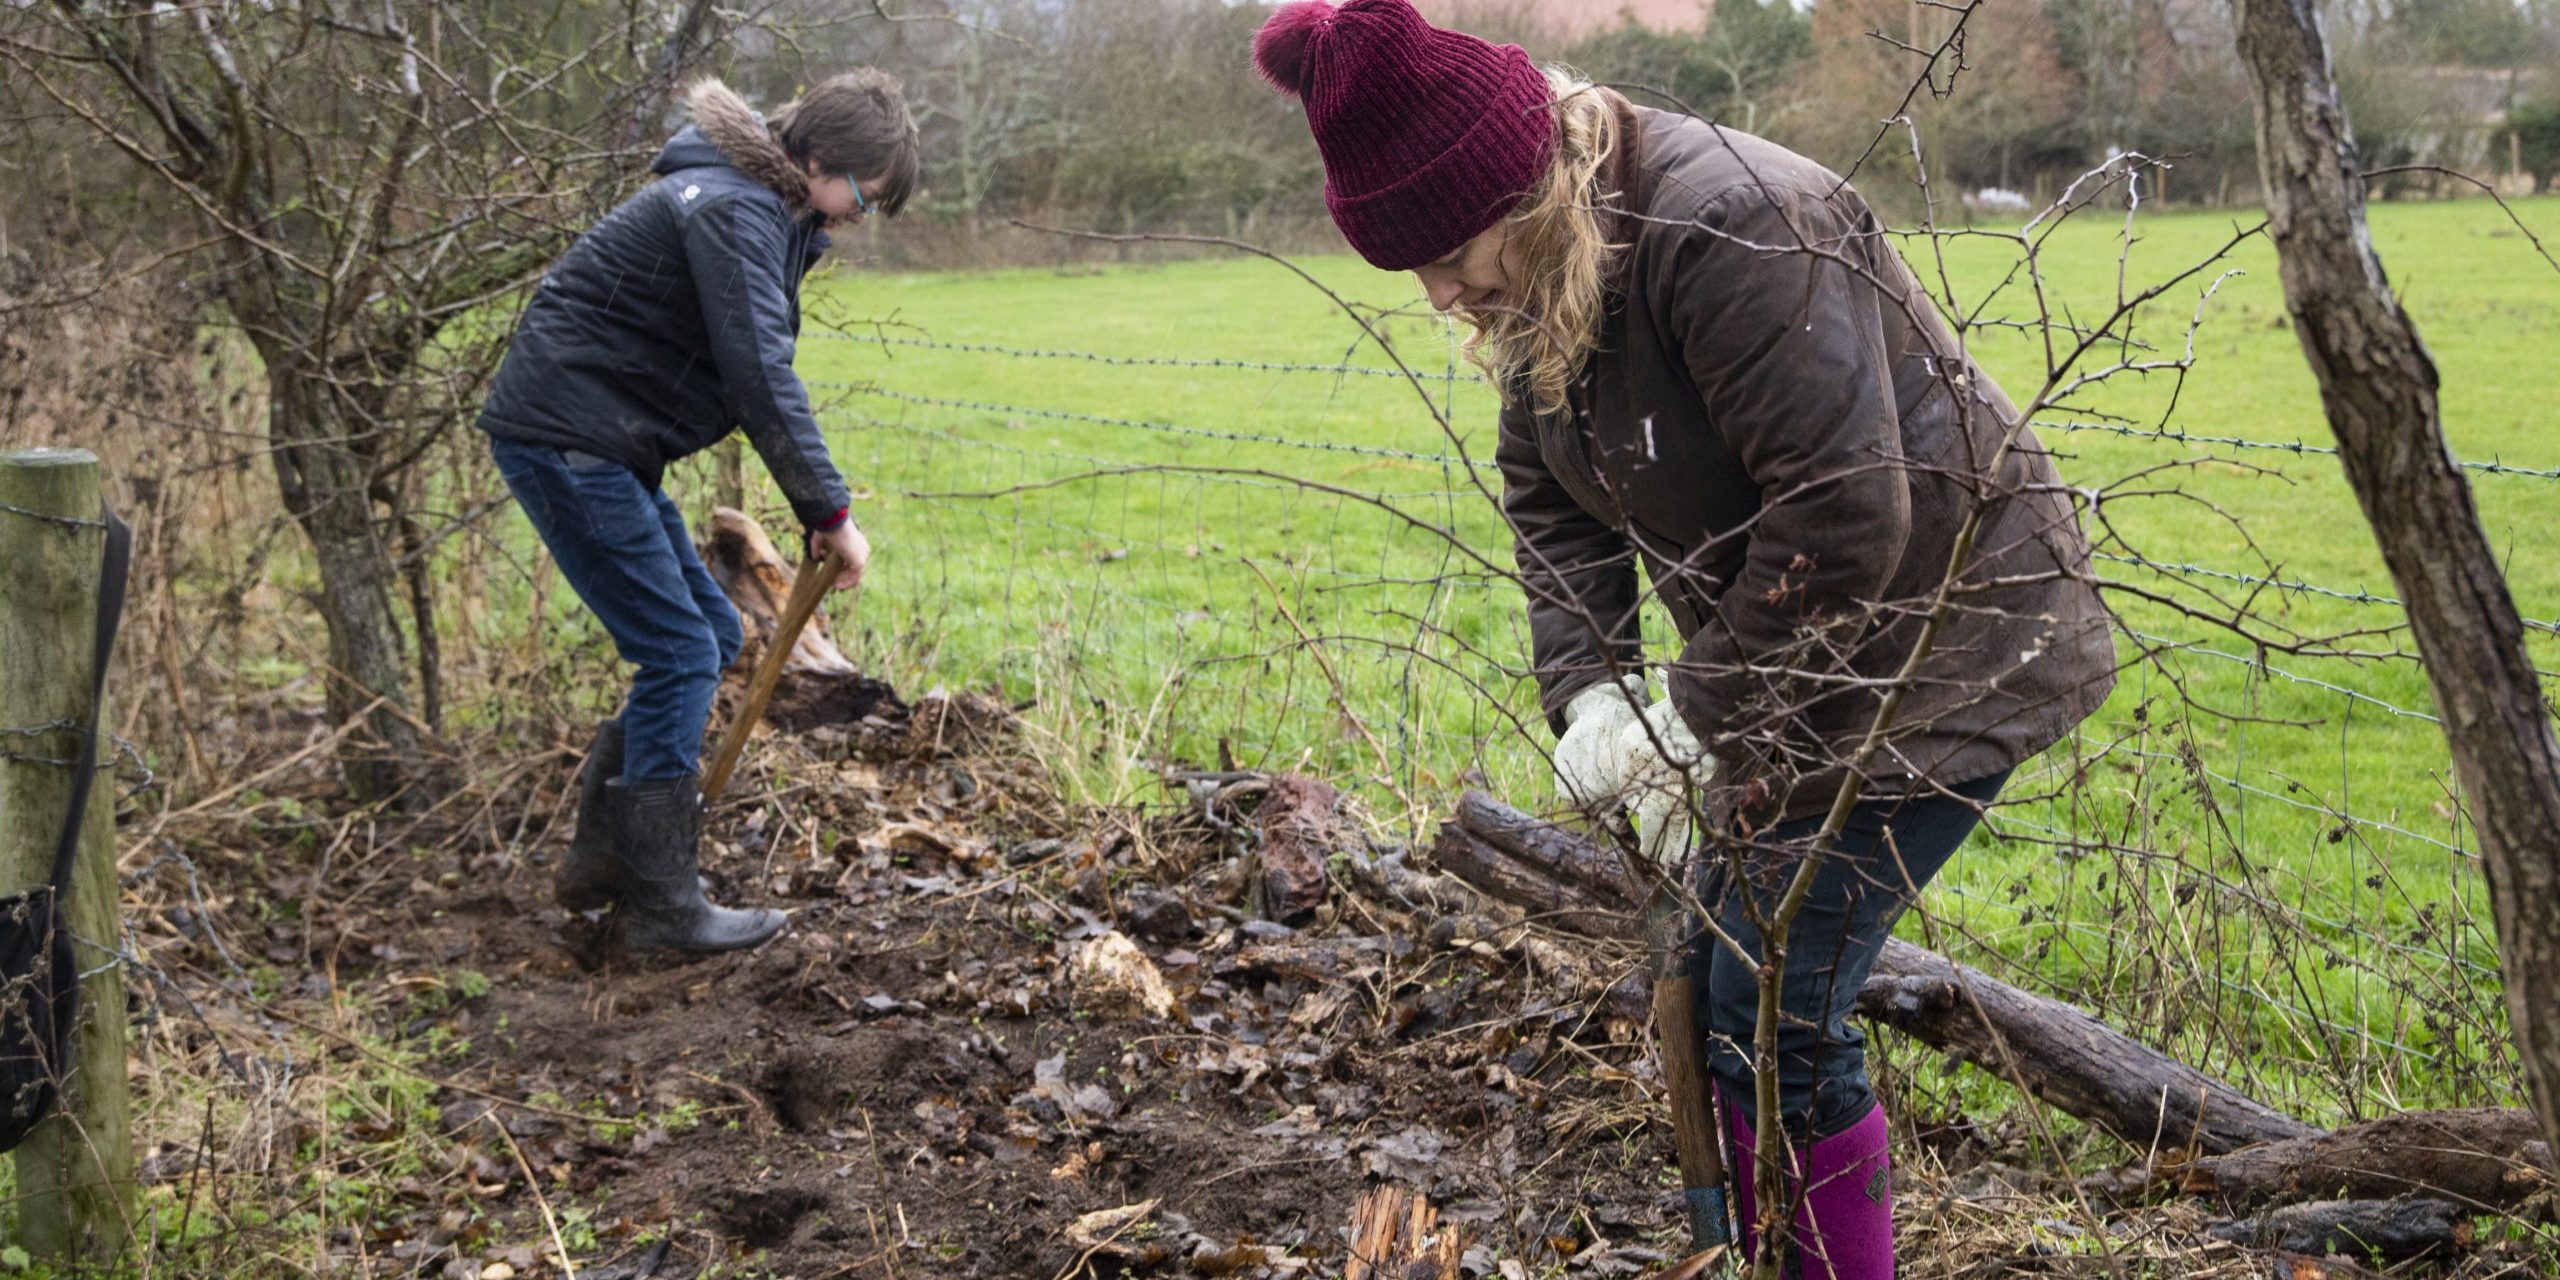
[1432,791,2314,1155]
[1861,938,2319,1154]
[1443,790,1643,910]
[1426,818,1631,938]
[1431,790,2560,1219]
[2208,1198,2471,1263]
[2182,1108,2555,1211]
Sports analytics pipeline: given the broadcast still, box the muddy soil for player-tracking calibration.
[154,686,2533,1280]
[302,692,1682,1280]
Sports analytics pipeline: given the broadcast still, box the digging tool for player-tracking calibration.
[1654,928,1735,1263]
[1638,801,1735,1268]
[700,548,845,805]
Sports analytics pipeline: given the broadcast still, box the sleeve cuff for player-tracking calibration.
[808,506,850,532]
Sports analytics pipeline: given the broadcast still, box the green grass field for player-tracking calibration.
[635,196,2559,1122]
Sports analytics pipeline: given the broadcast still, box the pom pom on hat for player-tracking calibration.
[1253,0,1334,97]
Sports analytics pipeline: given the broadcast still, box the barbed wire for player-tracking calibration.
[2043,418,2560,480]
[1929,873,2446,1061]
[855,409,2481,865]
[2095,551,2560,637]
[806,330,2560,482]
[2122,628,2446,724]
[0,723,159,800]
[807,328,1434,381]
[2111,743,2474,861]
[816,381,1497,469]
[833,409,1484,504]
[0,500,108,530]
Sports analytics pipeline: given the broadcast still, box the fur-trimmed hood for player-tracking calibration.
[650,78,809,210]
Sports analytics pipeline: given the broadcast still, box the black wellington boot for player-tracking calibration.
[555,717,625,912]
[604,776,785,953]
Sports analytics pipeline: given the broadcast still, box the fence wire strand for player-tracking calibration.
[803,298,2556,1124]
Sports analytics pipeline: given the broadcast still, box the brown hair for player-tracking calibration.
[769,69,923,217]
[1455,68,1622,417]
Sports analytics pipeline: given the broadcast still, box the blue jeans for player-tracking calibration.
[1690,771,2009,1136]
[489,439,742,783]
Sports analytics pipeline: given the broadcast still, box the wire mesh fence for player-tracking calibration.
[770,250,2557,1130]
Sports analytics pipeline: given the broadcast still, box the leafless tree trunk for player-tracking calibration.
[264,362,421,800]
[9,0,734,802]
[2233,0,2560,1161]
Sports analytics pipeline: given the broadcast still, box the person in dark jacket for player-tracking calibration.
[478,72,920,954]
[1252,3,2117,1275]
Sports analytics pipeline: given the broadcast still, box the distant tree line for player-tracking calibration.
[727,0,2557,257]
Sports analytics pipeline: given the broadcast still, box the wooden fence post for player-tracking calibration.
[0,448,137,1262]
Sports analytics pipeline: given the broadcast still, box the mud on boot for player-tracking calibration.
[555,717,625,912]
[604,775,785,953]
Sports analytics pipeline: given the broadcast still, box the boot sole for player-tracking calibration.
[622,911,787,954]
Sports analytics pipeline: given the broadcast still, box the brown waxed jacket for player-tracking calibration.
[1500,99,2117,824]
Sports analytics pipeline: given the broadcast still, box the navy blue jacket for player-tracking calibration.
[478,125,851,529]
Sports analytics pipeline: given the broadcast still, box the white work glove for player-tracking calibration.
[1553,674,1650,811]
[1618,698,1715,869]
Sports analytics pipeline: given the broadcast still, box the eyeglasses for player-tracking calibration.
[847,180,873,222]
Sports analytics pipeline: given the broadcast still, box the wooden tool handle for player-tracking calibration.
[700,550,842,805]
[1655,973,1725,1188]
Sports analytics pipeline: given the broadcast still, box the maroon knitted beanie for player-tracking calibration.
[1253,0,1556,271]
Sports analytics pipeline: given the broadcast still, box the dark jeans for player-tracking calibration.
[1690,770,2010,1137]
[489,438,742,783]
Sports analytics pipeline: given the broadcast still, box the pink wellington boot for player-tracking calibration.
[1720,1089,1760,1260]
[1722,1095,1895,1279]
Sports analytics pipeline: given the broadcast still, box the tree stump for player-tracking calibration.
[698,507,904,734]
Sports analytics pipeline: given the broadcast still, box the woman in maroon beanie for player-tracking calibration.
[1252,2,2117,1276]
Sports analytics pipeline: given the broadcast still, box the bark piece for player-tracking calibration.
[1064,1199,1174,1267]
[1342,1185,1461,1280]
[1216,934,1411,986]
[2183,1108,2554,1210]
[2208,1198,2471,1263]
[1254,774,1341,925]
[1121,889,1193,946]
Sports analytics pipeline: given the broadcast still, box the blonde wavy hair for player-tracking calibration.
[1457,69,1625,418]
